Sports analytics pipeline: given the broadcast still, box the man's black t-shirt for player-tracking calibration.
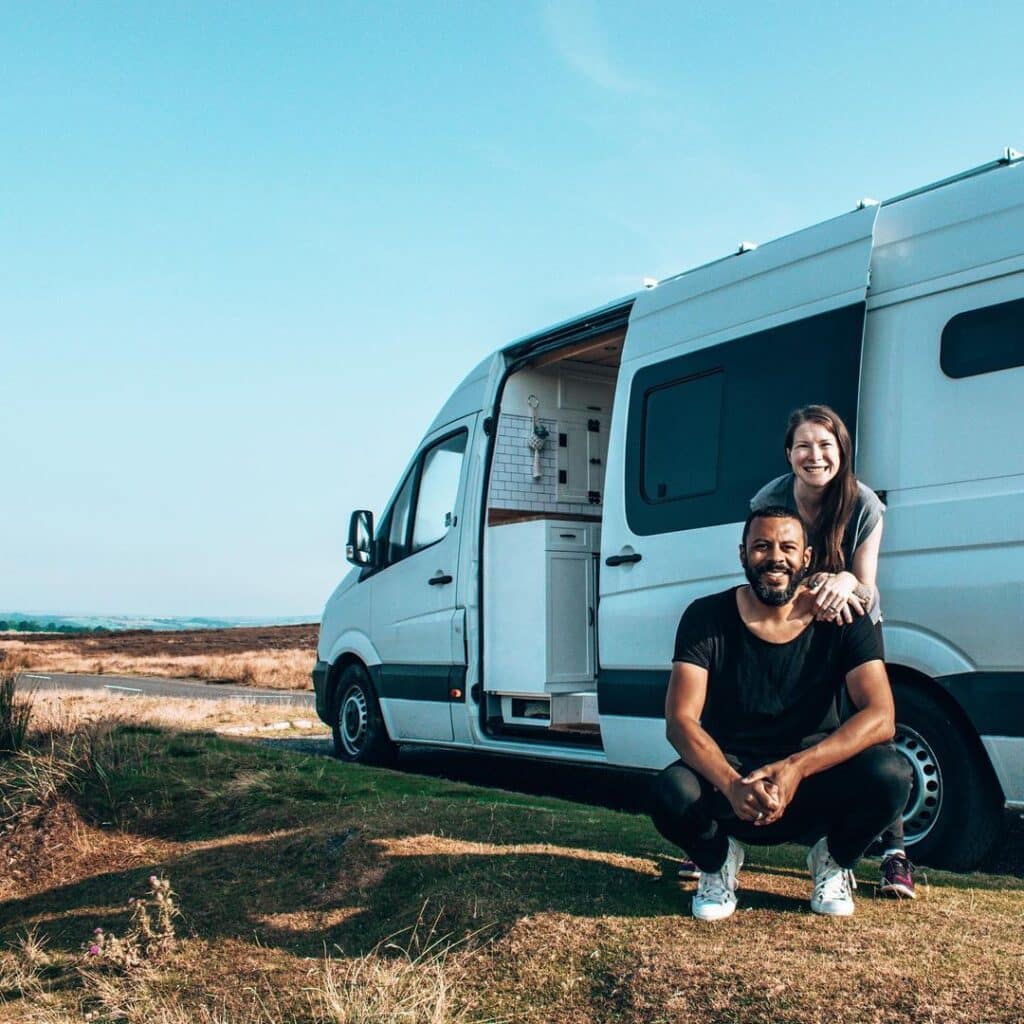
[672,587,882,759]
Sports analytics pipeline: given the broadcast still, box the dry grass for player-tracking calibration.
[1,644,312,690]
[0,928,49,1000]
[29,689,327,740]
[0,696,1022,1023]
[0,625,316,691]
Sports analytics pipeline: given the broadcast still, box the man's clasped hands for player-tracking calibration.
[726,757,806,827]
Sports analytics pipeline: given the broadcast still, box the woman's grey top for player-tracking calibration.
[750,473,886,623]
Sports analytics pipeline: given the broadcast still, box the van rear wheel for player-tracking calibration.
[892,680,1001,870]
[331,663,397,766]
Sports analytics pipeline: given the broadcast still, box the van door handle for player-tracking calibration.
[605,552,642,566]
[428,572,453,586]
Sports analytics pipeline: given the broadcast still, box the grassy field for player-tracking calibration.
[0,625,316,690]
[0,691,1022,1023]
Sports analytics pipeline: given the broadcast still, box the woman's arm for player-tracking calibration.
[849,517,883,608]
[810,519,883,623]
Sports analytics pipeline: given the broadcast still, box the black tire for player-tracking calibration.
[892,679,1002,870]
[331,663,397,766]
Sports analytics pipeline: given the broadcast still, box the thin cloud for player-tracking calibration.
[542,0,656,96]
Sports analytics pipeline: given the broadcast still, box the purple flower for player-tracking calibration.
[93,927,103,935]
[148,875,158,886]
[88,945,100,956]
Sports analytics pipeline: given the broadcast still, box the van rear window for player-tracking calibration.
[642,371,723,502]
[941,297,1024,379]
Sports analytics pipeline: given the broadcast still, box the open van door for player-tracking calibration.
[598,205,879,769]
[370,414,476,743]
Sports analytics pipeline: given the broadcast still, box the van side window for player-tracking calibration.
[378,428,469,570]
[642,371,723,502]
[412,432,467,552]
[624,303,864,536]
[386,471,416,565]
[941,297,1024,379]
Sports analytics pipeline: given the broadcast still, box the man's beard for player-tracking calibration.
[744,560,808,606]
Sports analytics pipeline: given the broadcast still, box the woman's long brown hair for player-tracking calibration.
[784,404,859,573]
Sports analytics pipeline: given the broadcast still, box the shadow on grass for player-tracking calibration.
[266,739,1024,882]
[0,826,698,960]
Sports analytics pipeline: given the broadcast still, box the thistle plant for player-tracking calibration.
[82,875,180,971]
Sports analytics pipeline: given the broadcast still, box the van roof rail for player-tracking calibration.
[882,147,1024,207]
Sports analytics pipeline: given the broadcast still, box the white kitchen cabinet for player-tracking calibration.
[483,518,600,695]
[555,416,608,505]
[546,549,595,684]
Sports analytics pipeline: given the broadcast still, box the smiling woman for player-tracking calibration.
[751,405,883,627]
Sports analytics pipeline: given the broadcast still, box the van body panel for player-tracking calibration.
[982,737,1024,805]
[880,624,974,679]
[426,356,495,435]
[858,274,1024,492]
[935,671,1024,738]
[626,205,878,364]
[871,162,1024,299]
[324,629,382,670]
[319,573,373,666]
[858,269,1024,674]
[599,714,677,770]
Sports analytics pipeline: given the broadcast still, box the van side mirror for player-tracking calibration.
[346,509,377,568]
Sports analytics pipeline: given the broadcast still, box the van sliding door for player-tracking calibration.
[598,204,879,770]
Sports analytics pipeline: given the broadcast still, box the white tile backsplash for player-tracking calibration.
[488,413,598,517]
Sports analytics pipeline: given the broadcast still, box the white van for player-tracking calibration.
[314,152,1024,869]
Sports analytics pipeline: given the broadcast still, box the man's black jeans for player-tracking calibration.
[649,742,912,872]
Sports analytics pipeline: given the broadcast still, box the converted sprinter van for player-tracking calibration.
[314,151,1024,869]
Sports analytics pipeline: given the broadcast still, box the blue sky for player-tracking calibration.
[3,1,1023,618]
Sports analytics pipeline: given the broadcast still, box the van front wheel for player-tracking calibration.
[331,664,397,766]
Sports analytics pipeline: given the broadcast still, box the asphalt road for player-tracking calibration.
[18,671,315,706]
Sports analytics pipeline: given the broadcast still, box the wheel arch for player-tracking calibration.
[327,652,367,720]
[887,662,1005,803]
[324,631,381,716]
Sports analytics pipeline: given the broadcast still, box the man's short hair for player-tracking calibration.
[742,506,808,548]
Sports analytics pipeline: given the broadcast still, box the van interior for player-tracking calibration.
[482,328,625,744]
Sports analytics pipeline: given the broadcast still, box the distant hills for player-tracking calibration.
[0,613,317,634]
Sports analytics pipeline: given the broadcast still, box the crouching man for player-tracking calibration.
[650,507,912,920]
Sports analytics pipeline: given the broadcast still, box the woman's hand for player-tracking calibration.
[807,571,862,624]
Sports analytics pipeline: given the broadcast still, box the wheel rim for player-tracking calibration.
[893,722,943,846]
[339,685,369,757]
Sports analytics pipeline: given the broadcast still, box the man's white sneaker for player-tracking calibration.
[692,837,744,921]
[807,836,856,917]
